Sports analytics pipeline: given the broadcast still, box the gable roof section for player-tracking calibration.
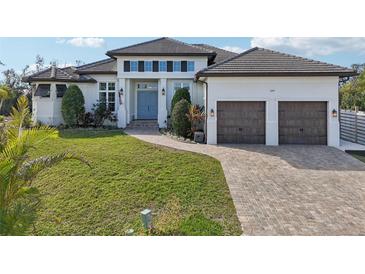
[193,44,239,64]
[196,47,357,77]
[76,58,117,74]
[24,66,96,83]
[106,37,216,57]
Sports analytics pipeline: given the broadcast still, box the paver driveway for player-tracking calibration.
[126,129,365,235]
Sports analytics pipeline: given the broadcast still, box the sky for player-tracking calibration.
[1,37,365,76]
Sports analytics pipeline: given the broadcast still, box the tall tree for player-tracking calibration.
[0,85,12,112]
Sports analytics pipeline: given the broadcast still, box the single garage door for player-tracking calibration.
[217,101,266,144]
[279,101,327,145]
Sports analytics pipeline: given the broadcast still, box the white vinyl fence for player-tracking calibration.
[340,109,365,145]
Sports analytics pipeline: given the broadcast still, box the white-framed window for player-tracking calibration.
[99,82,116,112]
[144,61,152,72]
[173,61,181,72]
[130,61,138,72]
[99,82,107,90]
[159,61,167,72]
[187,61,195,72]
[108,82,115,90]
[174,82,190,91]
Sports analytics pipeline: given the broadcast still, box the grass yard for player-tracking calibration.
[347,150,365,163]
[28,129,242,236]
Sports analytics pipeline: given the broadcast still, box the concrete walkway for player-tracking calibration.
[125,129,365,235]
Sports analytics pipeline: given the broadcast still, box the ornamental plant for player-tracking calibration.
[61,84,85,127]
[171,88,191,112]
[171,99,191,138]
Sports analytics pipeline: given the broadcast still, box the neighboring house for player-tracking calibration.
[25,37,356,146]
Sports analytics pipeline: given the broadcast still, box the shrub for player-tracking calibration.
[171,88,191,112]
[171,99,191,138]
[179,213,223,236]
[61,84,85,127]
[92,100,117,127]
[0,115,4,123]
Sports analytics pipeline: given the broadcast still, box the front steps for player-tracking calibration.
[126,120,159,130]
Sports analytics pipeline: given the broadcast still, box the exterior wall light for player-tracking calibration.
[162,88,165,96]
[118,88,124,105]
[210,108,215,117]
[332,109,338,118]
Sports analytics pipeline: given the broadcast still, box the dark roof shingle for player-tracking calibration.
[76,58,117,74]
[106,37,215,57]
[197,47,357,77]
[193,44,239,64]
[24,66,96,83]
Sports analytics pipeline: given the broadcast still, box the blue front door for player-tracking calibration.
[137,90,158,119]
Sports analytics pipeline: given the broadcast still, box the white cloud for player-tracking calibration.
[56,37,105,48]
[251,37,365,56]
[221,46,246,53]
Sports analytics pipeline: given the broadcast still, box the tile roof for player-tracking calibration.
[76,58,117,74]
[193,44,239,64]
[106,37,216,57]
[197,47,357,77]
[24,66,96,83]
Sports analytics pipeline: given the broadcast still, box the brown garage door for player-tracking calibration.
[279,102,327,145]
[217,101,265,144]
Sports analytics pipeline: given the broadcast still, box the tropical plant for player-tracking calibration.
[340,69,365,111]
[0,96,89,235]
[91,100,117,127]
[171,99,191,138]
[171,88,191,112]
[61,84,85,127]
[0,85,12,113]
[186,104,205,134]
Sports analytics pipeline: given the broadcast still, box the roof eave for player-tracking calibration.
[196,71,358,78]
[25,78,97,83]
[76,71,117,75]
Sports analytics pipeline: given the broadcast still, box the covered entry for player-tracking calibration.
[217,101,266,144]
[279,101,327,145]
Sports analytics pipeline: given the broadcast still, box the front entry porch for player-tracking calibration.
[117,79,168,129]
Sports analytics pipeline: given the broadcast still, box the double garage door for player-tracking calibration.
[217,101,327,145]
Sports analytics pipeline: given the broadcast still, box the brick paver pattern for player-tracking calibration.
[126,129,365,235]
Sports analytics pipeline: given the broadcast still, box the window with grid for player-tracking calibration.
[99,82,116,111]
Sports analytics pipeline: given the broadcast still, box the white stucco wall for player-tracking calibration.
[205,76,340,147]
[32,74,118,126]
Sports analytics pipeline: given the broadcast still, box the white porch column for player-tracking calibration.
[50,83,57,125]
[117,78,127,128]
[158,78,168,128]
[266,99,278,145]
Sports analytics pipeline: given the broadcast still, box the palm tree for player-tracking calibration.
[0,85,12,113]
[0,96,89,235]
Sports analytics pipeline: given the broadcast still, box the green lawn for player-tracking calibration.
[28,129,242,236]
[347,150,365,163]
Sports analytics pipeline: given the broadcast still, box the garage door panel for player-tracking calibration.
[279,102,327,145]
[217,101,265,144]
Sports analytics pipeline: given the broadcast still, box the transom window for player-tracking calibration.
[123,60,194,73]
[159,61,167,72]
[144,61,152,72]
[173,61,181,72]
[187,61,195,72]
[173,82,190,91]
[130,61,138,72]
[99,82,116,112]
